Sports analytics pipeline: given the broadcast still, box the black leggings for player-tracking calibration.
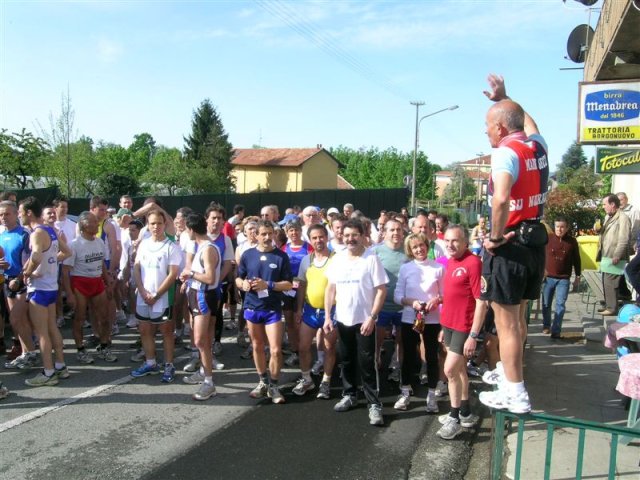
[400,322,441,389]
[214,283,229,342]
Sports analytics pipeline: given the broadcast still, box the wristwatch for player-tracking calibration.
[189,271,195,279]
[489,237,504,243]
[470,331,479,339]
[370,313,379,321]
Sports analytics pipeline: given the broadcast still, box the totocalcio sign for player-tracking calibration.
[595,147,640,174]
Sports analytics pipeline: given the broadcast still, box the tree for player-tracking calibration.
[127,133,156,179]
[183,99,234,192]
[564,165,601,198]
[97,173,140,197]
[142,146,185,196]
[556,141,587,184]
[0,128,50,189]
[441,166,475,205]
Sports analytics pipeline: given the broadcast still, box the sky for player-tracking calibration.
[0,0,600,171]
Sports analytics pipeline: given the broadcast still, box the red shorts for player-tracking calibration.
[71,276,105,298]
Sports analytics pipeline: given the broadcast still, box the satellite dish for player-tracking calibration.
[574,0,598,5]
[567,24,594,63]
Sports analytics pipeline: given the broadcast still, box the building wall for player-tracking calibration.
[612,174,640,208]
[301,152,338,190]
[232,167,298,193]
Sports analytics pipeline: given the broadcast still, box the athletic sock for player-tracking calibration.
[460,400,471,417]
[44,368,55,377]
[302,370,312,382]
[54,362,65,370]
[204,376,214,386]
[199,366,205,376]
[506,380,526,396]
[322,373,331,384]
[259,372,268,384]
[449,407,460,421]
[146,358,156,367]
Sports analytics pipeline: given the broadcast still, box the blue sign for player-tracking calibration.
[584,90,640,122]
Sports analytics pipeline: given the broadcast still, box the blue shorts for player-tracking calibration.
[376,311,402,328]
[187,288,219,317]
[244,309,281,326]
[27,289,58,307]
[302,304,335,330]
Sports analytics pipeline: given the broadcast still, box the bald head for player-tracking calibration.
[486,99,525,147]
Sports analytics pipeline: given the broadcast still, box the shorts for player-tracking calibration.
[27,289,58,307]
[302,303,335,330]
[136,305,171,323]
[71,276,105,298]
[480,240,545,305]
[483,307,497,336]
[4,277,27,299]
[442,326,469,356]
[187,288,219,317]
[376,311,402,328]
[282,291,298,311]
[244,308,281,326]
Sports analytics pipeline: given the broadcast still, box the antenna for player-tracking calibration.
[566,24,595,63]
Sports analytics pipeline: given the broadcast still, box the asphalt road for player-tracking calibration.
[1,320,476,480]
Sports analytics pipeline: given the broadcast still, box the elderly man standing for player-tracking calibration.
[301,206,321,242]
[597,194,631,316]
[477,74,549,414]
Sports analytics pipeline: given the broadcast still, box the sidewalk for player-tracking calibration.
[498,291,640,479]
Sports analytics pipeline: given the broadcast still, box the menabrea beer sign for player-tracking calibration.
[596,147,640,174]
[578,80,640,145]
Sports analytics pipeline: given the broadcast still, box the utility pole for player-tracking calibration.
[410,101,425,215]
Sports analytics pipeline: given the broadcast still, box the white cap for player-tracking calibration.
[327,207,339,215]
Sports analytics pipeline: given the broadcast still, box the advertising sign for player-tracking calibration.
[596,147,640,174]
[578,80,640,145]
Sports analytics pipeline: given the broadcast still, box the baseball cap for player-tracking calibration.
[116,208,133,218]
[327,207,339,215]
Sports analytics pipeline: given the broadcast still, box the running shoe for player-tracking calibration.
[25,371,59,387]
[193,382,217,401]
[240,345,253,360]
[482,362,505,386]
[212,341,223,356]
[225,319,237,330]
[311,359,324,376]
[479,388,531,414]
[126,315,138,329]
[5,352,37,369]
[394,391,412,411]
[368,404,384,426]
[77,350,94,364]
[292,377,315,396]
[435,380,448,398]
[111,323,120,336]
[437,416,463,440]
[0,382,8,399]
[212,357,225,371]
[438,412,479,428]
[317,381,331,400]
[467,361,482,377]
[130,349,145,363]
[56,316,65,328]
[84,335,99,348]
[285,352,299,367]
[54,365,70,379]
[97,346,117,363]
[334,394,357,412]
[161,364,176,383]
[249,381,268,399]
[131,363,160,377]
[268,384,285,404]
[426,391,439,413]
[184,357,201,373]
[419,373,429,385]
[387,368,400,383]
[183,371,205,385]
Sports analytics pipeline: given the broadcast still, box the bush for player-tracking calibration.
[544,189,601,236]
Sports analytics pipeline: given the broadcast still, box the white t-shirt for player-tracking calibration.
[394,259,444,324]
[55,217,77,242]
[325,249,389,326]
[64,236,106,278]
[135,236,182,314]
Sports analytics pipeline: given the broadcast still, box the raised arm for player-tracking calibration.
[483,73,539,136]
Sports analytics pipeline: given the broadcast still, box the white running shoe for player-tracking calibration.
[435,380,448,398]
[479,388,531,414]
[482,362,505,386]
[426,391,439,413]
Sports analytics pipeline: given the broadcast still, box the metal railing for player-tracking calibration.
[491,410,640,480]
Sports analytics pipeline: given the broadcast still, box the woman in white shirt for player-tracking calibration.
[393,233,445,413]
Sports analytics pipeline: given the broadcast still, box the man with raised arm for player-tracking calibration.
[478,74,549,414]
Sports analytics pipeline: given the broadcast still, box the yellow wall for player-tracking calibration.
[232,152,338,193]
[301,152,338,190]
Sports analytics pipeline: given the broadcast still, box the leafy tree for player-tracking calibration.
[441,166,475,205]
[545,188,600,234]
[97,173,140,197]
[183,99,234,192]
[564,165,600,198]
[142,146,185,196]
[127,133,156,179]
[0,128,50,189]
[556,141,587,184]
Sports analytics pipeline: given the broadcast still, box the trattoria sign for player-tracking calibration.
[596,147,640,174]
[578,80,640,145]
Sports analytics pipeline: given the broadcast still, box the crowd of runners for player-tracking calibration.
[1,74,551,439]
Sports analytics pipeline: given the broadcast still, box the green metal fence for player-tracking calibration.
[491,410,640,480]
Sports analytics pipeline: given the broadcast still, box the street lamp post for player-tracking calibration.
[410,104,459,215]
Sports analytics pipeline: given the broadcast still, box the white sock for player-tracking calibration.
[204,376,214,385]
[146,358,156,366]
[507,380,526,396]
[302,370,312,382]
